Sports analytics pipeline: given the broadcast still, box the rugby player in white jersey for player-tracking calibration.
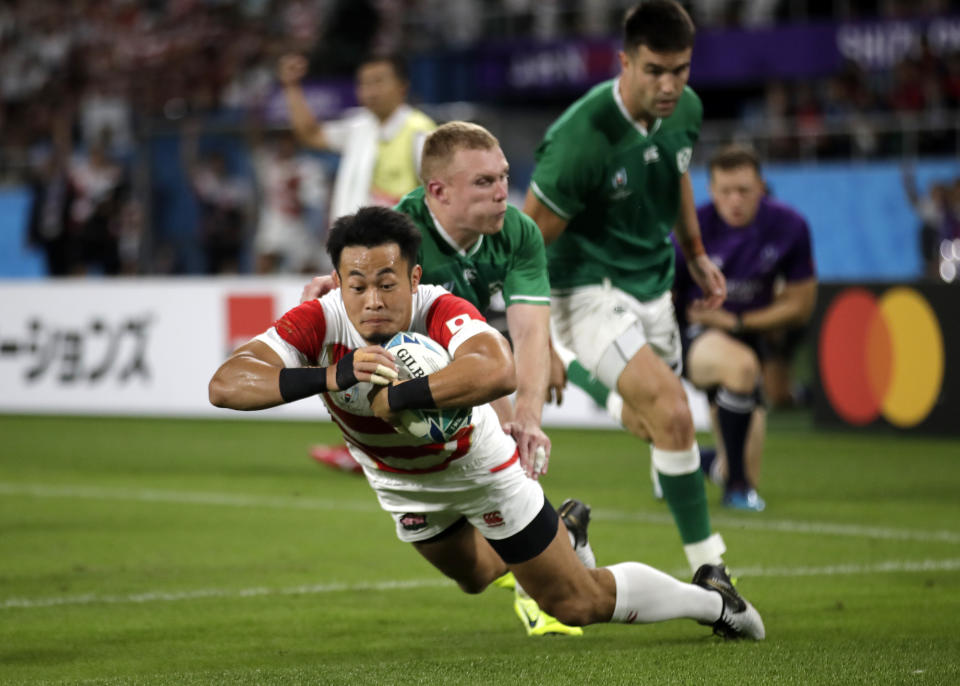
[208,206,765,639]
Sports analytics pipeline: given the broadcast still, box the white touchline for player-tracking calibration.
[2,482,959,545]
[3,559,960,611]
[0,482,380,513]
[591,508,960,545]
[1,579,451,610]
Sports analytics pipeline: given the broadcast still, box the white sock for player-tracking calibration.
[607,561,722,624]
[683,533,726,572]
[567,530,597,569]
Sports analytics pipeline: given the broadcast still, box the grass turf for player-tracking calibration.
[1,412,959,685]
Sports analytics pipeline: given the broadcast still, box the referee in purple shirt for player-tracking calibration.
[673,144,818,511]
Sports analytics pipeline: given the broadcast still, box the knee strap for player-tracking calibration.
[651,444,700,476]
[596,322,648,390]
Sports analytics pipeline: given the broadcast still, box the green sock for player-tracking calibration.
[657,471,712,544]
[566,360,610,408]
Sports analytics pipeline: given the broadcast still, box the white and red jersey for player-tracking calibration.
[256,284,516,476]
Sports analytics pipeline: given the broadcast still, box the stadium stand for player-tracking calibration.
[0,0,957,277]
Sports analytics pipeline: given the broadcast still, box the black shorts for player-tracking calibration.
[681,323,767,371]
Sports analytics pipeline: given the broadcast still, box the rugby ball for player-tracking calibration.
[384,332,473,443]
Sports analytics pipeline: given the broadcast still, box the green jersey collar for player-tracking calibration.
[425,198,484,257]
[612,78,662,137]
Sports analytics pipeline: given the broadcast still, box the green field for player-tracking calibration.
[1,413,959,685]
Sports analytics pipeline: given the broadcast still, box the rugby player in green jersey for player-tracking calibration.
[523,0,733,576]
[302,121,593,636]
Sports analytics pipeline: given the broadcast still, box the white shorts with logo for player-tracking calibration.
[355,436,545,544]
[551,282,682,390]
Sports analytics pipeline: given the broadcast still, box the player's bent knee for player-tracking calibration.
[456,577,490,595]
[620,404,652,441]
[727,353,760,393]
[532,568,615,626]
[655,395,694,446]
[537,593,602,627]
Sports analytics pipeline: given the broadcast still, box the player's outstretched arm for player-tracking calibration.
[504,302,552,478]
[277,54,329,150]
[210,340,397,411]
[209,340,306,410]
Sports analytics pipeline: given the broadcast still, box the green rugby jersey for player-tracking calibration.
[530,79,702,302]
[395,187,551,312]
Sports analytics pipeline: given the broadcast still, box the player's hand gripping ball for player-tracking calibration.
[384,332,472,443]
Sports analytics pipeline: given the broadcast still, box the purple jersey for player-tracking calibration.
[674,196,815,316]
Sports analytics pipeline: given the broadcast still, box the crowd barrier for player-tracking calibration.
[1,278,711,429]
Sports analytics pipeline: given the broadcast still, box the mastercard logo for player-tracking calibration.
[819,287,944,427]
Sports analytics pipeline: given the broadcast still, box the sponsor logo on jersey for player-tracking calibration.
[445,314,472,334]
[482,511,505,527]
[676,147,692,174]
[400,513,428,531]
[643,146,660,164]
[463,268,478,284]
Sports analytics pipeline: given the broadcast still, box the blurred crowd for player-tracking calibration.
[405,0,953,48]
[1,0,958,276]
[2,0,374,275]
[738,47,960,160]
[0,0,393,175]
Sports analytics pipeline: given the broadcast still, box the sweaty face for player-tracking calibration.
[710,166,765,228]
[336,244,421,344]
[440,147,510,236]
[619,46,692,126]
[356,61,407,122]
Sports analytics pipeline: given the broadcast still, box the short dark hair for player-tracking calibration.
[708,144,762,176]
[357,53,408,83]
[326,206,421,274]
[623,1,696,54]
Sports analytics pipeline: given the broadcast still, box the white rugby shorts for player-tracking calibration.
[360,450,546,544]
[551,282,682,390]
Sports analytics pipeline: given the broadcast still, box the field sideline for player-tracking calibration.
[1,413,958,685]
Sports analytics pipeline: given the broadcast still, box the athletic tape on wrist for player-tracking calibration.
[334,351,359,390]
[278,367,328,403]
